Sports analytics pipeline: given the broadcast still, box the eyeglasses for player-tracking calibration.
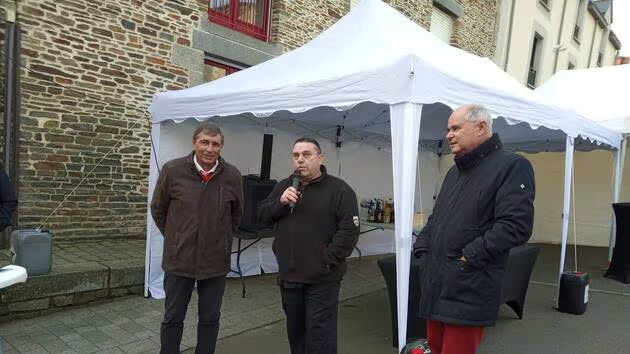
[292,151,317,160]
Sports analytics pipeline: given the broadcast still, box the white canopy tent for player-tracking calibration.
[146,0,622,350]
[535,65,630,262]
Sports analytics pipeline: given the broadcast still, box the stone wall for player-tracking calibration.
[271,0,433,51]
[16,0,208,238]
[0,7,5,152]
[272,0,497,57]
[452,0,498,57]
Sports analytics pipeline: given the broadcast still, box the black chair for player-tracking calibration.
[377,255,426,347]
[500,243,540,319]
[605,203,630,283]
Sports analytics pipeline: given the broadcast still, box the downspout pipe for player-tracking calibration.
[502,0,516,71]
[552,0,568,73]
[587,22,597,66]
[2,0,21,247]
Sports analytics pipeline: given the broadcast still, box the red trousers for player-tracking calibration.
[426,319,484,354]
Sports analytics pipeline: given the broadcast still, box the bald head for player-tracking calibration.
[446,104,493,157]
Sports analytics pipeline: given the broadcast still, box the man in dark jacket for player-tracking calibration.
[258,137,360,354]
[413,104,535,354]
[151,122,243,354]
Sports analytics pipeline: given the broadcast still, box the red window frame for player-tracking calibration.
[204,59,241,77]
[208,0,271,41]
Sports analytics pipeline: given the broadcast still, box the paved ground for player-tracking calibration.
[0,238,145,267]
[215,282,630,354]
[0,255,385,353]
[1,243,629,353]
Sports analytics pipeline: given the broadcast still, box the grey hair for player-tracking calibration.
[193,122,224,144]
[463,104,493,136]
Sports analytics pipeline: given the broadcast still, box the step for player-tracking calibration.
[0,238,145,322]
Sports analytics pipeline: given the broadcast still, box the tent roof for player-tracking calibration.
[535,64,630,134]
[148,0,621,150]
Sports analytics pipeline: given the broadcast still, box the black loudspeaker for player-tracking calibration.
[240,175,276,231]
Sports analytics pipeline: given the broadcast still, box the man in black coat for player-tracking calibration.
[413,104,535,354]
[258,137,360,354]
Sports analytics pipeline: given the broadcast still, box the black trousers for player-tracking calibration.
[160,273,226,354]
[280,281,341,354]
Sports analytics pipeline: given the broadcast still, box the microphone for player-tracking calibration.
[289,171,300,213]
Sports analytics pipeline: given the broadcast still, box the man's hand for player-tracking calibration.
[280,186,300,206]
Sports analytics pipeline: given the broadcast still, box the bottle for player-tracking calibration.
[383,199,392,224]
[377,199,384,223]
[390,200,395,224]
[367,199,375,222]
[360,198,369,220]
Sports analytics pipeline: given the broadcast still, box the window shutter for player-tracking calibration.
[430,7,454,44]
[350,0,360,8]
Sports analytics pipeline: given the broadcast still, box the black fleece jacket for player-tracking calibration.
[257,166,360,284]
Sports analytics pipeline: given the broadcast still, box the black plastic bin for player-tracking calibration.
[558,271,589,315]
[377,255,426,347]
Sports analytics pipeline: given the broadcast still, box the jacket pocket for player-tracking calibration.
[440,258,490,304]
[218,186,237,221]
[165,231,182,262]
[323,244,334,273]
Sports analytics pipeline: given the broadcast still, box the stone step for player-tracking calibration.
[0,238,145,322]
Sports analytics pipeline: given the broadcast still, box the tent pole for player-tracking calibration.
[389,103,422,352]
[145,123,162,298]
[557,136,574,308]
[608,135,627,262]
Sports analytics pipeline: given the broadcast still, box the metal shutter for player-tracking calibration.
[430,7,453,44]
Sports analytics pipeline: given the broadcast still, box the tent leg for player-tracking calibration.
[556,136,574,308]
[389,103,422,352]
[145,123,161,298]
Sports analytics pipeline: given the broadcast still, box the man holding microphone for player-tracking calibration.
[258,137,360,354]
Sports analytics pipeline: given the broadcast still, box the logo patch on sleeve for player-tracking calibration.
[353,216,360,227]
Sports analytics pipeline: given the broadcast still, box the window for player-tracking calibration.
[573,24,581,42]
[527,33,543,88]
[539,0,550,10]
[204,59,241,82]
[208,0,271,41]
[430,7,454,44]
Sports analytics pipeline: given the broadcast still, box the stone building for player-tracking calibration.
[1,0,498,239]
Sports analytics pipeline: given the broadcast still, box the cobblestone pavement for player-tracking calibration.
[0,255,387,353]
[0,238,146,267]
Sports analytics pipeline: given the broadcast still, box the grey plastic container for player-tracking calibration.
[10,228,53,276]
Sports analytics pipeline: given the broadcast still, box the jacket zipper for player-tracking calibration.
[218,185,223,219]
